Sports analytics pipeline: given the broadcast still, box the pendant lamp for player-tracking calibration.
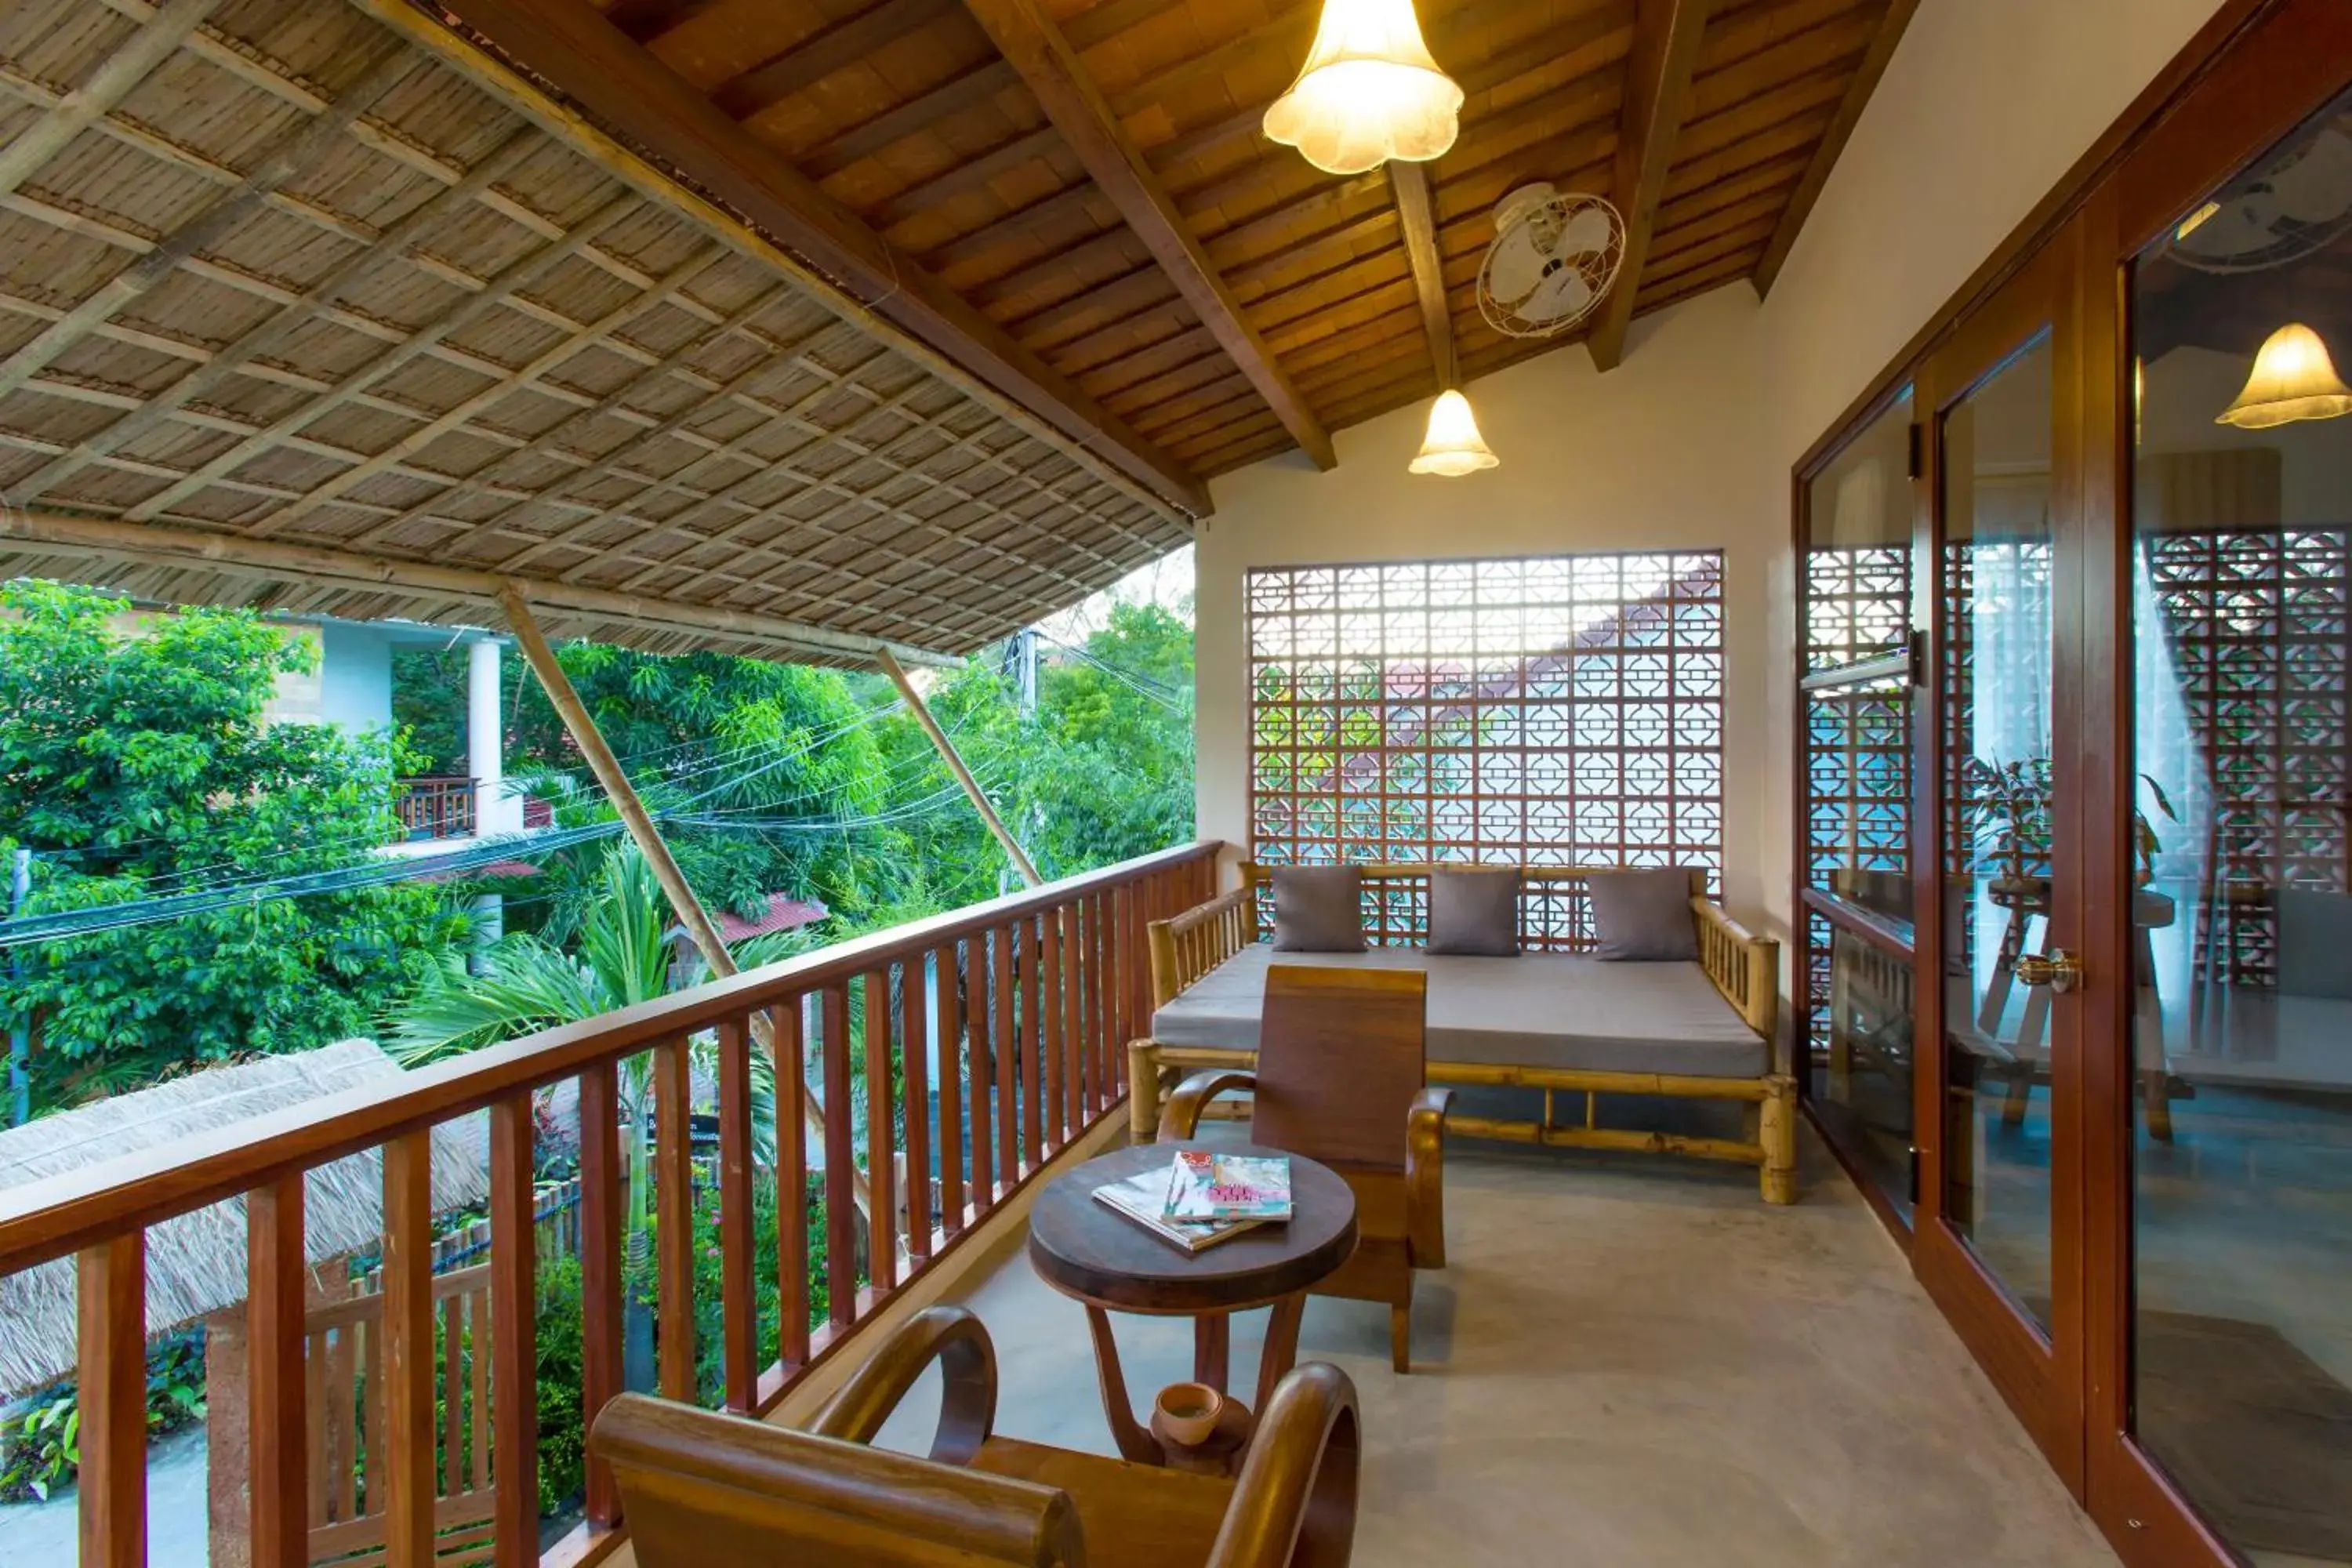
[2218,322,2352,430]
[1410,389,1497,475]
[1263,0,1463,176]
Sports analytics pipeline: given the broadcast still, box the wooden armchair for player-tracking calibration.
[1159,964,1450,1373]
[590,1304,1363,1568]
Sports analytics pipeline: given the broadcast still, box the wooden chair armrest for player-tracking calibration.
[1207,1362,1362,1568]
[1406,1087,1451,1269]
[1158,1069,1259,1142]
[807,1304,996,1465]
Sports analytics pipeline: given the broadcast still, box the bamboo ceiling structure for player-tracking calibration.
[0,0,1913,665]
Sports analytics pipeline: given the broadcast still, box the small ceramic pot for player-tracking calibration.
[1154,1381,1225,1447]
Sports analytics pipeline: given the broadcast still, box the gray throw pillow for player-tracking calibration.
[1427,867,1520,956]
[1588,868,1698,961]
[1270,866,1367,953]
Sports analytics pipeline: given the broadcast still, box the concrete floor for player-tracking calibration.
[876,1124,2119,1568]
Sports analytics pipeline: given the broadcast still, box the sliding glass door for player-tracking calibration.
[2084,11,2352,1561]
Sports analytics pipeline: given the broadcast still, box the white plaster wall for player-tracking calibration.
[1751,0,2232,942]
[1196,285,1777,914]
[1191,0,2241,966]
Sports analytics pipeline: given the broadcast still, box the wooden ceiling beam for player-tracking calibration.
[397,0,1210,517]
[709,0,955,122]
[1755,0,1918,296]
[1387,160,1455,390]
[960,0,1336,469]
[1588,0,1715,371]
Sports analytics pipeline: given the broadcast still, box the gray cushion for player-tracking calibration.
[1152,946,1765,1079]
[1588,868,1698,961]
[1270,865,1366,953]
[1428,867,1520,956]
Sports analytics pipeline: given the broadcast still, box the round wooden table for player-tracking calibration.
[1027,1142,1357,1473]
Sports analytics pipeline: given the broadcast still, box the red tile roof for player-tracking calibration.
[716,892,829,942]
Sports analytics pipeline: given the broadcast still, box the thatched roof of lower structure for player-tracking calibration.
[0,1040,488,1396]
[0,0,1193,668]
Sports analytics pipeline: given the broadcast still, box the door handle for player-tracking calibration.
[2013,949,2083,993]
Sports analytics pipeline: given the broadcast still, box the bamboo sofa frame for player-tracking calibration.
[1128,863,1795,1204]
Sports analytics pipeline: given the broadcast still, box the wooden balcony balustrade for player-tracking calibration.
[395,776,479,840]
[0,841,1218,1568]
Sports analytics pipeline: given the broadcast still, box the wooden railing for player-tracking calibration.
[0,841,1219,1568]
[395,775,477,840]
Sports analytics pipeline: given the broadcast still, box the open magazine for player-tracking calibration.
[1092,1161,1270,1254]
[1163,1149,1294,1223]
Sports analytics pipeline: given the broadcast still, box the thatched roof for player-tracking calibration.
[0,0,1191,669]
[0,1040,488,1396]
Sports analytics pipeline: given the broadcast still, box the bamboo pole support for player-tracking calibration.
[498,584,871,1218]
[875,647,1043,887]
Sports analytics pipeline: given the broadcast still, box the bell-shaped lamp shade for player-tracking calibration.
[2218,322,2352,430]
[1410,389,1497,476]
[1262,0,1463,176]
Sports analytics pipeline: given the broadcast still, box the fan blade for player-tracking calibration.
[1523,270,1593,325]
[2270,129,2352,223]
[1557,205,1615,256]
[1486,224,1549,302]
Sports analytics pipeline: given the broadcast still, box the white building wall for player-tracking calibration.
[316,622,395,736]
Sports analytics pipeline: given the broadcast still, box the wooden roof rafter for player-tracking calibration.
[1589,0,1715,372]
[960,0,1336,469]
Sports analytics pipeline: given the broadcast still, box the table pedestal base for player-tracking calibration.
[1083,1292,1308,1475]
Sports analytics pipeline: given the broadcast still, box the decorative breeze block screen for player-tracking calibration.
[1247,553,1725,884]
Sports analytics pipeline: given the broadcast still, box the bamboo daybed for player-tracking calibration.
[1127,863,1795,1204]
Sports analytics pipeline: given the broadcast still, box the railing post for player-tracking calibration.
[933,943,965,1238]
[78,1232,147,1568]
[488,1094,539,1566]
[577,1061,623,1529]
[863,970,898,1293]
[1018,918,1044,1169]
[652,1037,695,1403]
[247,1174,307,1568]
[716,1014,758,1412]
[381,1132,436,1568]
[774,1000,811,1368]
[1061,900,1084,1128]
[900,959,931,1262]
[993,924,1018,1185]
[821,983,857,1329]
[964,938,993,1215]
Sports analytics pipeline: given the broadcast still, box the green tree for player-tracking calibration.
[0,582,468,1111]
[505,644,896,929]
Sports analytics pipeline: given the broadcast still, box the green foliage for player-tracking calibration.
[0,582,469,1112]
[506,644,891,931]
[390,645,470,776]
[0,1332,206,1503]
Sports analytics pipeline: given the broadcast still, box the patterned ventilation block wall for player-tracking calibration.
[1804,543,1912,896]
[1246,553,1725,899]
[2145,528,2350,985]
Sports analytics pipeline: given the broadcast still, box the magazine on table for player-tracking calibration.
[1163,1149,1294,1224]
[1091,1163,1269,1254]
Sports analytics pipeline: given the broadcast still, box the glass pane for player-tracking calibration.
[1802,390,1916,919]
[1809,913,1918,1207]
[2129,83,2352,1566]
[1940,332,2057,1327]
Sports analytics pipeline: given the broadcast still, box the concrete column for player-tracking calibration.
[467,638,523,837]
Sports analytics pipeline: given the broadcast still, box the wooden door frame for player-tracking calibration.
[1787,5,2352,1566]
[2075,5,2352,1562]
[1908,230,2089,1492]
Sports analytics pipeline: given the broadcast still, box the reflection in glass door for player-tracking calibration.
[1939,333,2060,1326]
[2125,81,2352,1566]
